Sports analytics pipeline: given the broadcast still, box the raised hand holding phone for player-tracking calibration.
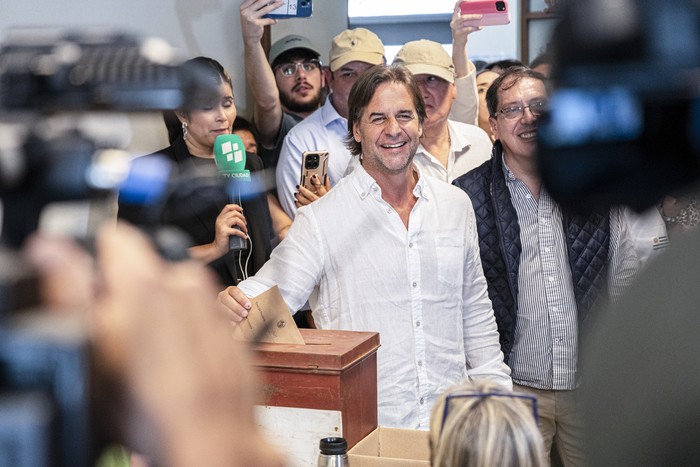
[459,0,510,27]
[263,0,313,19]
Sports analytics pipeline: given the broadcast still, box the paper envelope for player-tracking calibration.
[232,285,305,345]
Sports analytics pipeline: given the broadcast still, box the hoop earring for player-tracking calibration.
[182,121,188,140]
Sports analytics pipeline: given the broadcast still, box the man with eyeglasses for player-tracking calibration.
[218,64,511,429]
[275,28,386,219]
[240,0,326,173]
[453,66,639,466]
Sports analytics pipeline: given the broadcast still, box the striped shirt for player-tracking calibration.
[503,161,639,390]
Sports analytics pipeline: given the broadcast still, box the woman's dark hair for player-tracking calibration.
[345,64,426,158]
[163,56,233,143]
[232,116,256,135]
[483,58,525,73]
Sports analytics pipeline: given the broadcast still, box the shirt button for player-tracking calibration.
[525,193,532,199]
[416,320,421,327]
[419,397,425,405]
[372,186,378,192]
[360,192,366,197]
[387,208,392,214]
[412,282,417,288]
[552,306,559,312]
[548,276,554,282]
[409,242,414,248]
[418,360,423,367]
[544,247,551,253]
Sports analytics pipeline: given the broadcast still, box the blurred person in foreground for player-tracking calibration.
[218,64,511,429]
[430,380,546,467]
[453,66,639,465]
[24,222,284,467]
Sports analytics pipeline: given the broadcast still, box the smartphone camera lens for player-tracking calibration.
[305,154,319,169]
[496,1,506,11]
[301,0,309,6]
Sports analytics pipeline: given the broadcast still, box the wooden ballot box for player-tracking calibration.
[252,328,380,455]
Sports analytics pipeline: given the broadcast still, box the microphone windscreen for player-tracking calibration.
[213,134,249,181]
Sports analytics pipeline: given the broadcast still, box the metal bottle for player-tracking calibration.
[317,437,350,467]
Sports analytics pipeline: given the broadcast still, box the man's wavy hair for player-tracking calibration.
[345,64,426,158]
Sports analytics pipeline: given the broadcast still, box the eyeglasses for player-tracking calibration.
[495,100,548,120]
[275,60,321,77]
[439,390,539,437]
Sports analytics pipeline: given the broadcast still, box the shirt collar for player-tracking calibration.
[502,156,517,182]
[446,120,473,156]
[321,94,347,127]
[350,162,430,201]
[415,120,472,159]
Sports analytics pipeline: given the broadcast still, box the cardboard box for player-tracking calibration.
[348,427,431,466]
[253,329,380,449]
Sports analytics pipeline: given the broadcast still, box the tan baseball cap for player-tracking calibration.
[393,39,455,84]
[329,28,385,72]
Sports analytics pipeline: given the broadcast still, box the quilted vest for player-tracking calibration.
[452,142,610,361]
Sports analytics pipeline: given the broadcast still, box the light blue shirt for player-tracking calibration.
[276,95,352,219]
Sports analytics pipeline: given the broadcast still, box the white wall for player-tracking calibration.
[0,0,518,154]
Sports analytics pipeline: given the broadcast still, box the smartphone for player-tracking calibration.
[459,0,510,26]
[264,0,313,19]
[300,150,329,191]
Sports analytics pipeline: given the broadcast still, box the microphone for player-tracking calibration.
[213,134,250,252]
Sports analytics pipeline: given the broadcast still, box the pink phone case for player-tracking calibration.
[459,0,511,26]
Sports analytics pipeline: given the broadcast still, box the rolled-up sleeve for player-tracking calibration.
[461,204,512,388]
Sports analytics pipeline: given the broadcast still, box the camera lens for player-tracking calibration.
[305,155,319,169]
[496,1,506,11]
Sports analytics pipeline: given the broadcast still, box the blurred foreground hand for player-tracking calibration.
[25,222,285,467]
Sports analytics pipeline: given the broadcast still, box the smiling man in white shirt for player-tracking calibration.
[218,64,511,429]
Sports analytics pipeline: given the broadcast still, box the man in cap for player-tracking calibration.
[275,27,385,218]
[240,0,326,172]
[393,39,492,183]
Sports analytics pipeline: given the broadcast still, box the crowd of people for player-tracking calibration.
[23,0,700,466]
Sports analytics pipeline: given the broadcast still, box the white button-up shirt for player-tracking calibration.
[239,164,511,428]
[413,120,493,183]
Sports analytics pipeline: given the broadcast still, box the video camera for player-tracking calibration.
[537,0,700,213]
[0,29,226,467]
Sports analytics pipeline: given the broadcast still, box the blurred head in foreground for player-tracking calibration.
[429,381,546,467]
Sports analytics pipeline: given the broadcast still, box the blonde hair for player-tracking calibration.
[429,381,546,467]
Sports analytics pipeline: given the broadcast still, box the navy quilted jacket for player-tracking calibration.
[452,142,610,362]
